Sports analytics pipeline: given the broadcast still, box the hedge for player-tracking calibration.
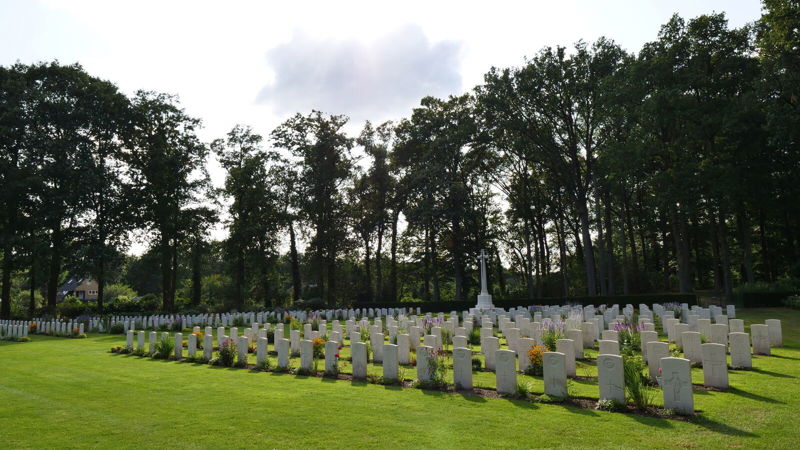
[740,292,798,308]
[353,293,697,312]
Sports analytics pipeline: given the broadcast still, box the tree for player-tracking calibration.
[128,91,209,312]
[271,111,354,305]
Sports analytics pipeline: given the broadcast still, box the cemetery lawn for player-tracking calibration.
[2,309,800,449]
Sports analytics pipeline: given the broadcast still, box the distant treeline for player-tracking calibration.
[2,2,799,317]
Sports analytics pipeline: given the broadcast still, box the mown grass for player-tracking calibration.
[1,308,799,448]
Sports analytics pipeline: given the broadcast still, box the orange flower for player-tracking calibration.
[528,345,547,366]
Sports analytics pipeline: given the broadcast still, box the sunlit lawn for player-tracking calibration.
[1,308,799,448]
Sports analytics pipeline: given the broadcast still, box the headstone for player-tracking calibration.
[373,332,385,363]
[203,333,213,361]
[646,341,669,382]
[188,333,197,357]
[149,331,157,356]
[126,330,134,350]
[237,336,248,364]
[566,329,584,359]
[751,324,771,355]
[702,343,729,389]
[729,319,744,334]
[517,337,535,373]
[325,340,339,374]
[453,347,473,390]
[137,331,145,350]
[495,349,517,395]
[598,339,619,355]
[661,357,693,415]
[257,337,268,366]
[300,340,314,372]
[383,344,398,380]
[543,352,567,398]
[290,329,300,355]
[729,332,752,369]
[765,319,783,347]
[555,339,576,377]
[483,337,499,371]
[640,331,658,360]
[709,324,729,347]
[397,333,410,364]
[682,331,702,364]
[276,338,289,369]
[597,354,625,404]
[174,333,183,359]
[416,345,433,382]
[352,342,367,379]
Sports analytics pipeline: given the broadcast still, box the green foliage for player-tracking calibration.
[467,328,481,346]
[623,355,654,410]
[471,357,482,372]
[109,323,125,335]
[217,338,237,367]
[153,336,173,360]
[56,296,91,319]
[596,399,626,412]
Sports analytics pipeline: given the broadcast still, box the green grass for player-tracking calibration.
[2,308,799,448]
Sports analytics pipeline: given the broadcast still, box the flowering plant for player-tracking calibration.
[29,323,38,333]
[541,319,565,351]
[192,331,204,349]
[526,345,547,376]
[614,321,643,356]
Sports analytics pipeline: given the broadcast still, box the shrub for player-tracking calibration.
[57,296,90,318]
[513,381,532,399]
[615,321,642,356]
[596,399,626,412]
[784,295,800,309]
[541,320,565,351]
[467,328,481,346]
[192,331,204,348]
[170,320,183,332]
[153,336,174,359]
[109,323,125,335]
[232,316,245,327]
[525,345,547,376]
[29,323,38,333]
[623,355,654,410]
[440,327,453,352]
[217,338,237,367]
[471,357,482,372]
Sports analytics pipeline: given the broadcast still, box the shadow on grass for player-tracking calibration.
[629,413,675,429]
[382,384,402,391]
[765,353,800,361]
[350,380,369,388]
[508,399,539,410]
[458,392,487,403]
[727,386,785,404]
[692,415,759,437]
[749,367,795,378]
[562,404,597,416]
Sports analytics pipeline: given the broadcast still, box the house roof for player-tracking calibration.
[58,277,86,295]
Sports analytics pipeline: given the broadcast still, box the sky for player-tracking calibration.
[0,0,764,253]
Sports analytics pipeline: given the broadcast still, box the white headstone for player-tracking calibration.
[495,349,517,395]
[453,347,473,390]
[543,352,567,398]
[729,332,752,369]
[597,354,625,404]
[702,343,729,389]
[661,357,693,415]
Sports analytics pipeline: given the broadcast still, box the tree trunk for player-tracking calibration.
[389,211,399,302]
[28,255,36,316]
[576,189,597,296]
[161,236,173,312]
[191,244,202,306]
[604,196,615,296]
[430,226,440,302]
[363,234,373,302]
[523,216,535,299]
[718,209,734,301]
[288,222,301,303]
[375,223,384,301]
[1,243,12,319]
[670,206,692,293]
[97,253,105,314]
[737,208,755,284]
[46,225,63,314]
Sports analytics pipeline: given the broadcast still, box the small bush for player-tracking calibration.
[467,328,481,346]
[596,399,626,412]
[153,336,173,359]
[623,355,654,410]
[535,394,563,404]
[471,357,482,372]
[109,323,125,335]
[217,338,237,367]
[525,345,547,376]
[232,316,245,327]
